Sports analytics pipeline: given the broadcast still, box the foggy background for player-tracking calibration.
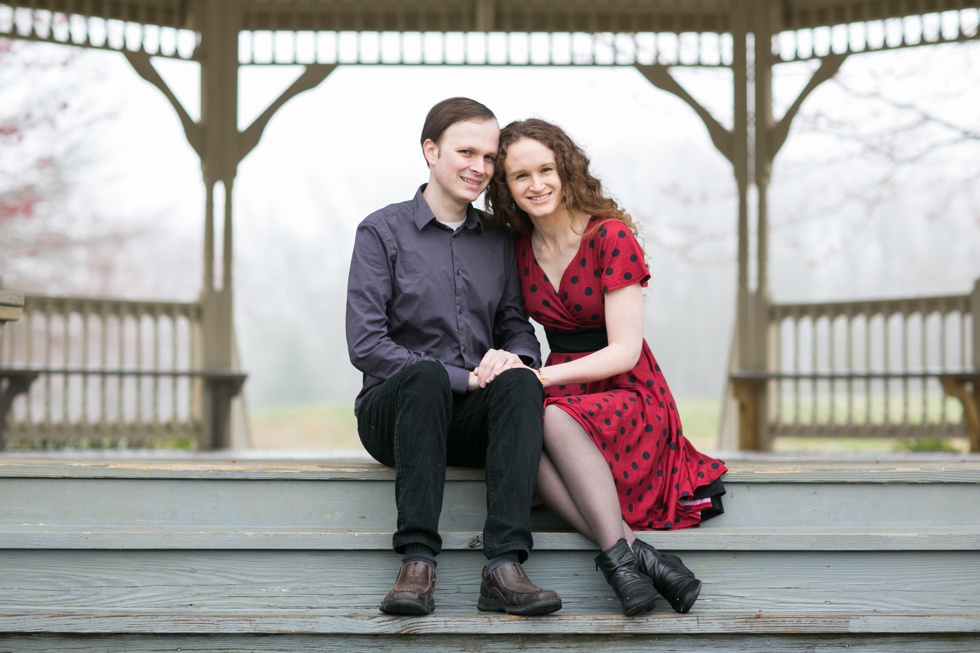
[2,38,978,417]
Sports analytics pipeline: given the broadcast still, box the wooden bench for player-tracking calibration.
[730,369,980,452]
[0,367,247,450]
[0,289,25,335]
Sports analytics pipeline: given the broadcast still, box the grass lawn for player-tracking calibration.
[247,396,969,454]
[248,397,724,453]
[249,403,360,451]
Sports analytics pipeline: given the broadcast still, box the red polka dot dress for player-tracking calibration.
[518,217,727,530]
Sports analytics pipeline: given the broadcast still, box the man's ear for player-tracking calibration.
[422,138,439,168]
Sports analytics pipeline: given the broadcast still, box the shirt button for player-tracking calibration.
[456,269,462,275]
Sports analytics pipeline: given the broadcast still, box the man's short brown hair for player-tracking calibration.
[420,97,496,147]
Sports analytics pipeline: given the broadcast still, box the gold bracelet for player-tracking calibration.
[533,368,547,386]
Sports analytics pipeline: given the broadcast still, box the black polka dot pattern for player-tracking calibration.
[514,217,728,531]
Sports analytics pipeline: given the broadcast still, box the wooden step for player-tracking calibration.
[2,455,979,534]
[0,453,978,650]
[2,547,978,613]
[0,632,976,653]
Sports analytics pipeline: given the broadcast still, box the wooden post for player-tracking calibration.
[636,1,778,451]
[731,1,774,451]
[972,278,980,372]
[196,0,243,448]
[0,290,26,448]
[936,280,980,452]
[726,0,846,450]
[126,0,335,449]
[939,375,980,453]
[730,377,764,451]
[971,278,980,452]
[970,279,980,453]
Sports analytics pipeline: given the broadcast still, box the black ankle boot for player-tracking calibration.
[632,538,702,614]
[594,539,658,616]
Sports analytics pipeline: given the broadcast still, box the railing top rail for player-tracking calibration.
[0,365,245,378]
[22,294,202,314]
[770,293,971,320]
[731,368,980,380]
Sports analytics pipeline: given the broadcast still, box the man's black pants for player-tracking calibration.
[356,360,544,561]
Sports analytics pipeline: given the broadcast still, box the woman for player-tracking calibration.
[484,118,727,616]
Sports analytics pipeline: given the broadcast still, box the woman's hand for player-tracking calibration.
[473,348,526,388]
[540,283,644,387]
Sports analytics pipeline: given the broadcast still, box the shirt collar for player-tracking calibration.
[413,185,485,234]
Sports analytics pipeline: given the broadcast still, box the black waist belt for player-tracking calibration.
[546,328,608,354]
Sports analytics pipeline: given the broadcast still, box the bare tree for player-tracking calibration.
[770,42,980,280]
[0,38,139,295]
[624,42,980,273]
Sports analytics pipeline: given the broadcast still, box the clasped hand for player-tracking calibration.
[469,348,528,390]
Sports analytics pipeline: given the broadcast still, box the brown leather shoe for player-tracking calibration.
[478,562,562,616]
[379,561,435,615]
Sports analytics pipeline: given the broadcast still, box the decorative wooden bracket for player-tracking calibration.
[125,53,337,167]
[634,64,734,164]
[637,53,848,166]
[769,53,848,159]
[124,51,204,157]
[239,64,338,161]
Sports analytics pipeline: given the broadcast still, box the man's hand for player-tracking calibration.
[473,349,526,389]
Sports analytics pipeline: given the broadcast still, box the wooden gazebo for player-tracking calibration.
[1,0,977,450]
[2,3,980,650]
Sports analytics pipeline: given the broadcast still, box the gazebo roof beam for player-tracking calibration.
[2,1,976,65]
[781,0,976,31]
[236,1,733,34]
[2,0,193,30]
[9,0,974,35]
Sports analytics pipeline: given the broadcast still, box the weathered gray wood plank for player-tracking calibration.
[2,476,978,531]
[2,456,980,482]
[0,611,977,635]
[1,550,977,614]
[1,633,977,652]
[2,528,978,551]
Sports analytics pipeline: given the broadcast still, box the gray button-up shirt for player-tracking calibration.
[346,186,541,414]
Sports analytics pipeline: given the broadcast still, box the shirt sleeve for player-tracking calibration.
[594,220,651,294]
[492,239,542,368]
[346,220,464,386]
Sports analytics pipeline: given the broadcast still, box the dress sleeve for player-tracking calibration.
[593,219,651,294]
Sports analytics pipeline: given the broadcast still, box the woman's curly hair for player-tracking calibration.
[484,118,641,239]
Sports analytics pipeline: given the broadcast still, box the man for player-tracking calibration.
[346,97,562,617]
